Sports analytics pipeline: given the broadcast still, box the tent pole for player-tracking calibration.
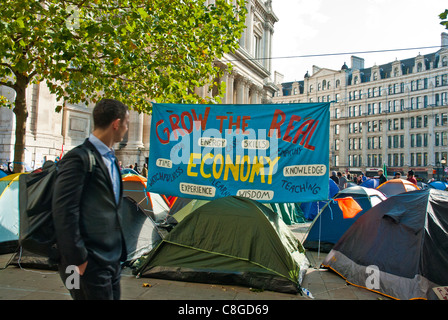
[317,202,321,259]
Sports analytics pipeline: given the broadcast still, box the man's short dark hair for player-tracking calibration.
[93,99,128,129]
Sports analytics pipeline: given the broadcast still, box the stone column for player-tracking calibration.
[235,76,245,104]
[125,110,145,149]
[221,70,233,104]
[242,79,251,104]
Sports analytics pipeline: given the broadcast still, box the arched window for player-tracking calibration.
[417,62,423,72]
[394,67,399,77]
[442,56,448,67]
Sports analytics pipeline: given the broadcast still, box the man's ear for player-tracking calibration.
[112,118,121,130]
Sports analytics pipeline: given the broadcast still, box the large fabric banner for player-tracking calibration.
[146,103,330,203]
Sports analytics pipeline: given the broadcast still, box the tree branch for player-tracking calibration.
[0,81,15,88]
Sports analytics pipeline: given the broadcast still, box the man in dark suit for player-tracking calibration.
[53,99,130,300]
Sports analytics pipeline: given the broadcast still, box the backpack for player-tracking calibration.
[18,145,95,264]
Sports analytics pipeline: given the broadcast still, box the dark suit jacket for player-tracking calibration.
[52,139,126,267]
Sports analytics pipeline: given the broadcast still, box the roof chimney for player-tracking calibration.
[351,56,365,70]
[442,32,448,49]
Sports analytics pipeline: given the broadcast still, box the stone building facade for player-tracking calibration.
[273,33,448,180]
[0,0,277,171]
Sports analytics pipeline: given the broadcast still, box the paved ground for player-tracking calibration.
[0,223,388,301]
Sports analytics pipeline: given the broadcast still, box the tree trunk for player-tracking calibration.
[12,75,29,173]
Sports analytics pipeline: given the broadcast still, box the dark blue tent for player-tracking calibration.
[300,179,339,220]
[322,189,448,300]
[303,186,387,252]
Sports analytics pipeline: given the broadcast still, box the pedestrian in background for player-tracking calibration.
[141,163,148,178]
[407,170,417,185]
[337,171,347,189]
[378,169,387,185]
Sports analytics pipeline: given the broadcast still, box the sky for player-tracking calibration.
[271,0,448,83]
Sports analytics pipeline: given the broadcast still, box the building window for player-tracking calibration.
[333,124,340,135]
[254,35,261,58]
[443,56,448,67]
[416,116,422,128]
[417,62,423,72]
[442,93,448,105]
[334,139,340,151]
[416,134,422,147]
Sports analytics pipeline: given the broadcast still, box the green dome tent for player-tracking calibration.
[135,196,309,294]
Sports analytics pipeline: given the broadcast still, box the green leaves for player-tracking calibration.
[440,9,448,29]
[1,0,247,113]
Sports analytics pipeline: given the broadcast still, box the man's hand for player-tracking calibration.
[76,261,88,276]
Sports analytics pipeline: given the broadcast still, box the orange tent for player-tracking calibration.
[376,179,419,197]
[122,174,170,222]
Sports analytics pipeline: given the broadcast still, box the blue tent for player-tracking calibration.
[428,180,448,190]
[303,186,387,253]
[300,179,339,220]
[0,174,22,254]
[360,178,379,189]
[121,168,140,175]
